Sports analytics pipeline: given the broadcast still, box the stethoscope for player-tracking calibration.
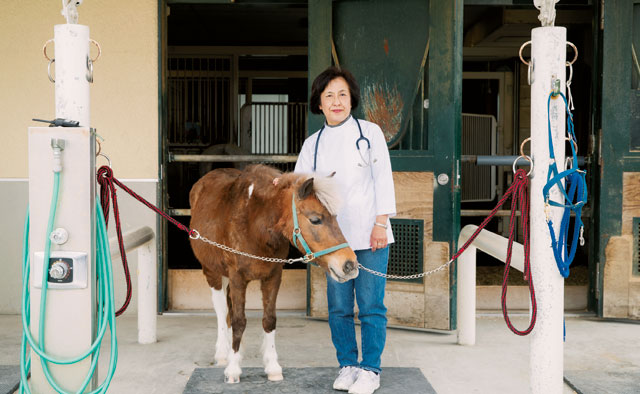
[313,116,372,171]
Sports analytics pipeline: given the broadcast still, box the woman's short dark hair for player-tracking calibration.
[309,66,360,115]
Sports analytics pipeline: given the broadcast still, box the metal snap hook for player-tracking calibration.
[566,62,575,110]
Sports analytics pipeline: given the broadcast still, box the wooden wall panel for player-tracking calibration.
[603,173,640,318]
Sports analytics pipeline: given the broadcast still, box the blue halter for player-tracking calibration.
[291,194,350,265]
[542,92,587,278]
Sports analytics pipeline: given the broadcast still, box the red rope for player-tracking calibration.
[451,169,536,336]
[97,166,131,316]
[96,166,194,317]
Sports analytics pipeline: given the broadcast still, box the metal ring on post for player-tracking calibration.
[566,42,578,66]
[566,137,578,154]
[89,39,101,63]
[47,59,55,83]
[565,156,574,170]
[512,155,534,177]
[96,140,102,157]
[98,152,112,168]
[519,41,531,65]
[43,39,54,61]
[519,41,535,85]
[86,58,94,83]
[520,137,531,157]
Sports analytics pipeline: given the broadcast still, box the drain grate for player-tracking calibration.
[388,219,424,283]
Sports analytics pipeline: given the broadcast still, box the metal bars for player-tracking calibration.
[167,56,233,147]
[461,114,496,202]
[242,102,308,155]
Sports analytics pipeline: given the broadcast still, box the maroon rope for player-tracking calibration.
[96,165,197,316]
[451,169,536,336]
[97,166,131,317]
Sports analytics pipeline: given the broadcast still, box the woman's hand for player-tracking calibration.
[370,222,388,252]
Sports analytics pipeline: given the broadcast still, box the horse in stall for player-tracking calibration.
[189,164,359,383]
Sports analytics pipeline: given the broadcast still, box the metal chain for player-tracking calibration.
[193,231,305,265]
[357,257,455,280]
[192,229,458,279]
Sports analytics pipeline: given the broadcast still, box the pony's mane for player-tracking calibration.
[244,166,342,216]
[277,173,342,216]
[310,174,342,216]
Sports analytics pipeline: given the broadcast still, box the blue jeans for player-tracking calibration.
[326,247,388,374]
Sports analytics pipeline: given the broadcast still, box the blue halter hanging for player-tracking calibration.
[291,194,350,265]
[542,92,588,278]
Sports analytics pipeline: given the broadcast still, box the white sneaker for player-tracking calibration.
[333,366,361,391]
[348,369,380,394]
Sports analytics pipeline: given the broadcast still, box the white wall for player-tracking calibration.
[0,1,159,314]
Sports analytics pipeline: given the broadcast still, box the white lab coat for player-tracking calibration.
[295,116,396,251]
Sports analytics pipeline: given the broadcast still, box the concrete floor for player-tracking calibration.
[1,312,639,394]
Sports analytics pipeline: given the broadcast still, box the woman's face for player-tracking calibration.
[319,77,352,126]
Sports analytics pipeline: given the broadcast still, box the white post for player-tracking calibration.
[457,244,476,346]
[54,24,90,127]
[457,225,525,346]
[28,21,95,393]
[138,241,158,344]
[109,226,156,344]
[529,26,566,394]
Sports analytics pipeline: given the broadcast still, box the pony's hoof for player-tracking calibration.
[224,375,240,384]
[268,373,284,381]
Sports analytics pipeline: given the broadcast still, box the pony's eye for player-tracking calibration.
[309,217,322,225]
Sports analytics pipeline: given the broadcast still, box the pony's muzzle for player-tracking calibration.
[338,259,359,281]
[343,260,356,275]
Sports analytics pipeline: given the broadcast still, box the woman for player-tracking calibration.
[295,66,396,394]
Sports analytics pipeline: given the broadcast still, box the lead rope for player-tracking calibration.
[501,169,535,335]
[97,165,202,316]
[97,166,135,316]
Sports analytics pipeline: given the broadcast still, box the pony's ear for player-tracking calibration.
[298,178,314,200]
[328,171,336,178]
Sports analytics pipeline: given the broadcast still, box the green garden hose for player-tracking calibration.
[20,171,118,393]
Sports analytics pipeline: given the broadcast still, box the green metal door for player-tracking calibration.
[598,1,640,318]
[308,0,462,330]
